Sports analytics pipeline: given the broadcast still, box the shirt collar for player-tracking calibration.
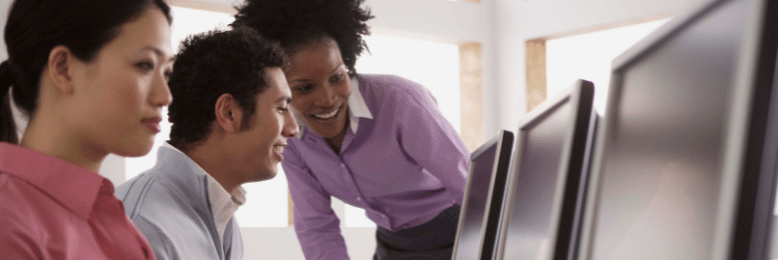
[161,142,245,241]
[297,76,373,139]
[0,142,107,220]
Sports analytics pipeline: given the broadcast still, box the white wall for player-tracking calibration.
[0,1,7,62]
[492,0,708,132]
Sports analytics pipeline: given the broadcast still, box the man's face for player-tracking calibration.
[234,67,298,182]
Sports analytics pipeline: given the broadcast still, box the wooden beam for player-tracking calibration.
[525,39,547,112]
[459,42,484,151]
[288,190,294,226]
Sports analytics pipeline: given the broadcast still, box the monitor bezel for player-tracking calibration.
[452,129,515,260]
[578,0,778,259]
[494,79,595,260]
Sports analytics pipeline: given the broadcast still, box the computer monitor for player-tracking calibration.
[578,0,778,259]
[494,80,596,260]
[452,130,514,260]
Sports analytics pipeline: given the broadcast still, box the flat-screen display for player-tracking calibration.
[453,130,514,260]
[581,0,778,259]
[496,80,595,260]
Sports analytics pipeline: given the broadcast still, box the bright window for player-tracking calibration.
[546,19,671,114]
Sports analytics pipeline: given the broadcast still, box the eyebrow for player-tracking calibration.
[329,62,345,74]
[141,46,175,62]
[289,62,346,83]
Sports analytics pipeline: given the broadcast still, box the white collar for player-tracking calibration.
[161,142,246,243]
[297,76,373,139]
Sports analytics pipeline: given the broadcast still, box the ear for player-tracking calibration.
[46,45,77,95]
[214,93,244,133]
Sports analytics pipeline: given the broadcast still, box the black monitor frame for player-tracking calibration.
[493,80,596,260]
[452,130,515,260]
[578,0,778,259]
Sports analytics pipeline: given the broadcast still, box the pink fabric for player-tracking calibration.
[0,143,156,260]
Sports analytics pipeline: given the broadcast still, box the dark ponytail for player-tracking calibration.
[1,0,172,144]
[0,60,17,143]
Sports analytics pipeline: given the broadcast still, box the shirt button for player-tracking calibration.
[381,214,387,218]
[356,197,362,201]
[341,164,346,168]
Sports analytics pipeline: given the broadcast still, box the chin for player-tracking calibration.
[311,123,346,139]
[251,169,278,182]
[115,146,154,158]
[113,138,155,158]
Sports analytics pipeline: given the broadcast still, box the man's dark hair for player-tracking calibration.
[231,0,373,78]
[167,26,286,151]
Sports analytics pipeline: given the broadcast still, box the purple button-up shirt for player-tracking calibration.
[282,74,470,259]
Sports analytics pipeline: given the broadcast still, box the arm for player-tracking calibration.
[396,82,471,204]
[0,229,46,260]
[131,216,174,260]
[0,200,47,260]
[283,143,350,260]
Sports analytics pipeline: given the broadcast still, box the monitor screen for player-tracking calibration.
[504,100,572,260]
[580,0,770,259]
[453,130,514,260]
[496,80,595,260]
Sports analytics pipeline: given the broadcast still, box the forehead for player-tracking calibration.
[287,38,343,76]
[104,7,173,58]
[259,67,291,100]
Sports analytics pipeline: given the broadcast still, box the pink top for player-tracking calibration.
[0,143,156,260]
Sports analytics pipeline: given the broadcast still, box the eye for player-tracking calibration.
[164,69,173,81]
[136,61,155,72]
[277,106,289,114]
[330,72,344,83]
[293,84,313,93]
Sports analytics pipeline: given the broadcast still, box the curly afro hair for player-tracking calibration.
[231,0,373,78]
[167,26,286,151]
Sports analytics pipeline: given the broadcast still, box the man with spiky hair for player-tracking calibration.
[233,1,471,259]
[116,27,298,260]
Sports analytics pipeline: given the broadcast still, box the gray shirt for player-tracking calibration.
[116,146,244,260]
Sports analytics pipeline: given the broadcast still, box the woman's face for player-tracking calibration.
[69,6,173,157]
[285,37,352,139]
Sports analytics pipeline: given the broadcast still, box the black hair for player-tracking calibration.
[167,26,286,152]
[0,0,172,144]
[231,0,373,78]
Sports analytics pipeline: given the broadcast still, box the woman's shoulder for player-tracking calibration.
[357,74,428,101]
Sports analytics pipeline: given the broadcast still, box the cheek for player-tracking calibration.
[91,69,148,126]
[108,73,146,110]
[339,83,352,101]
[291,98,311,116]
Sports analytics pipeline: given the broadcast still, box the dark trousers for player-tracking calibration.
[373,204,461,260]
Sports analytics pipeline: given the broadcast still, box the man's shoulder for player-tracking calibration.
[132,210,222,260]
[117,168,203,221]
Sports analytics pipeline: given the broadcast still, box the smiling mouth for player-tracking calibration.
[311,106,340,120]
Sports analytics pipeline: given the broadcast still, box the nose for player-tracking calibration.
[282,111,299,137]
[312,84,337,108]
[150,71,173,107]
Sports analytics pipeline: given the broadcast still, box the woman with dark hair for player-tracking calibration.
[233,1,470,259]
[0,0,174,259]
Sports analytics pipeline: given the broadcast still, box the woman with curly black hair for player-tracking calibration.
[233,1,470,259]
